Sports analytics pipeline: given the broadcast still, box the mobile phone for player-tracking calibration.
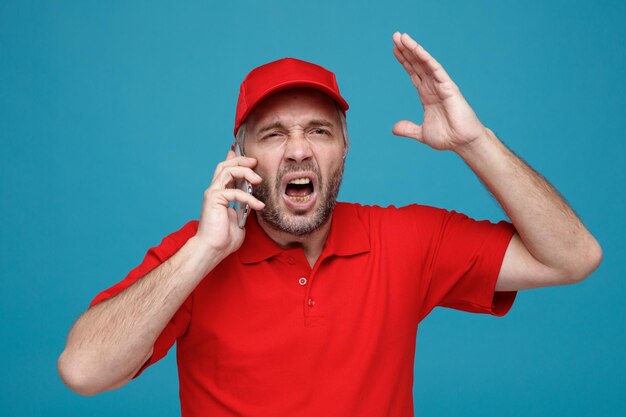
[232,142,252,228]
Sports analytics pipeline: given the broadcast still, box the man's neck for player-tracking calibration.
[255,213,333,268]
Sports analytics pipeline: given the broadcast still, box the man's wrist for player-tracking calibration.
[454,127,499,162]
[180,236,225,278]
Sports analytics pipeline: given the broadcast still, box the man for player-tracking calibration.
[58,33,602,416]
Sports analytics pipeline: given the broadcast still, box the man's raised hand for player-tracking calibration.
[391,32,487,152]
[195,150,265,258]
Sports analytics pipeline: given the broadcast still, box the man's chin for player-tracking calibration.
[263,214,317,236]
[259,200,330,237]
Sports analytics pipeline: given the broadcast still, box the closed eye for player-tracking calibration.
[262,131,283,140]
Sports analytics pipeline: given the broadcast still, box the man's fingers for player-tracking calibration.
[393,32,427,80]
[212,155,258,182]
[399,33,451,84]
[392,120,423,142]
[397,34,434,80]
[393,46,423,85]
[393,32,427,81]
[219,189,265,211]
[214,166,263,190]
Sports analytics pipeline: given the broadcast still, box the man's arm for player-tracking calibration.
[58,237,219,395]
[391,32,602,291]
[57,151,265,395]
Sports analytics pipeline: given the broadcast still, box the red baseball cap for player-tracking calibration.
[234,57,349,136]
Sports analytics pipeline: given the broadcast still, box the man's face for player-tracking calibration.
[243,88,346,236]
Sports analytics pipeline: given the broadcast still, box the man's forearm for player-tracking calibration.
[58,236,220,395]
[456,128,602,281]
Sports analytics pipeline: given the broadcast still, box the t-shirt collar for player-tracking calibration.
[323,202,370,257]
[237,202,370,264]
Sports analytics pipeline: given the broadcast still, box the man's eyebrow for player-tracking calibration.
[309,119,335,128]
[308,119,335,128]
[257,119,336,135]
[257,122,285,134]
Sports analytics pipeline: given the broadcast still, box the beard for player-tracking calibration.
[253,160,344,236]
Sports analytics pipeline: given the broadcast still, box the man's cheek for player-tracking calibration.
[252,176,276,203]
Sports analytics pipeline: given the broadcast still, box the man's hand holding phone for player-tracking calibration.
[194,147,264,261]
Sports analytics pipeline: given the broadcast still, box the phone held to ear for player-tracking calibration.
[232,142,252,228]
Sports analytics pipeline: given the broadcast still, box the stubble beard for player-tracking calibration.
[253,161,345,236]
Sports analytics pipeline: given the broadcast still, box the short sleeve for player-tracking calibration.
[89,220,199,378]
[414,207,517,321]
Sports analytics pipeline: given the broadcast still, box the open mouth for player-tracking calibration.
[285,177,315,202]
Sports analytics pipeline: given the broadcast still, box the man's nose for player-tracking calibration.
[284,131,313,163]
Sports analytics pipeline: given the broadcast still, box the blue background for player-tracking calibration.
[1,1,624,416]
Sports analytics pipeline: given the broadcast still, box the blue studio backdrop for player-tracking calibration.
[1,1,624,416]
